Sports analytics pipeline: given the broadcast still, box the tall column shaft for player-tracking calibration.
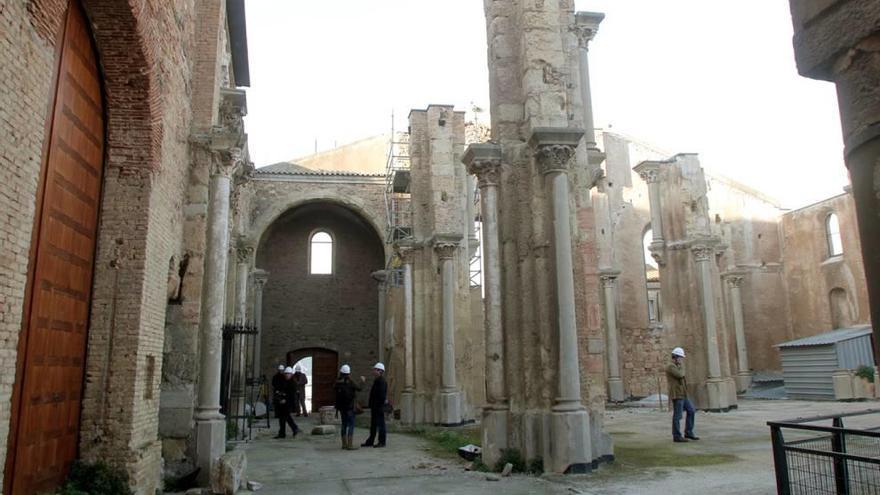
[233,250,250,323]
[252,270,268,379]
[441,256,456,390]
[481,184,505,404]
[634,163,666,265]
[694,248,722,379]
[601,273,624,402]
[372,270,388,364]
[403,260,415,391]
[727,275,751,391]
[574,12,603,148]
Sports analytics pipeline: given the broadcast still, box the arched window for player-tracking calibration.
[643,227,661,324]
[826,213,843,258]
[309,231,333,274]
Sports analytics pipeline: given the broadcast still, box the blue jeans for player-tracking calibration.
[672,398,696,439]
[340,410,355,437]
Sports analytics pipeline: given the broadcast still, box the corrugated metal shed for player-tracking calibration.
[776,325,874,400]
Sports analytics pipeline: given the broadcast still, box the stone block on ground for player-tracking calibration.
[211,450,247,495]
[501,463,513,477]
[311,424,336,435]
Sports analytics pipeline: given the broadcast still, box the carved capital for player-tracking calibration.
[211,147,242,178]
[634,160,667,184]
[691,244,714,262]
[253,269,269,290]
[574,11,604,49]
[600,273,618,288]
[462,143,503,188]
[534,144,577,176]
[234,237,255,264]
[639,169,659,184]
[434,242,458,260]
[218,88,247,137]
[725,275,744,289]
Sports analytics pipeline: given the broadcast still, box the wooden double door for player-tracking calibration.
[6,1,105,493]
[287,348,339,409]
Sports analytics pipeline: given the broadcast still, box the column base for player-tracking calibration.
[705,378,730,412]
[607,378,625,403]
[549,407,592,474]
[481,406,509,469]
[195,417,226,485]
[735,372,753,393]
[437,390,462,426]
[399,391,414,425]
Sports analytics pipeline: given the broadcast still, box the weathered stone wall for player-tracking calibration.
[781,193,871,338]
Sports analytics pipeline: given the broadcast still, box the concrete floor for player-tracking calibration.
[236,399,879,495]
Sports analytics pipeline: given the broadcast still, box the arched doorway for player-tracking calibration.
[6,1,105,492]
[256,201,385,409]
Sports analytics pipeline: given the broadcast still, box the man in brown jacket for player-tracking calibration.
[666,347,699,443]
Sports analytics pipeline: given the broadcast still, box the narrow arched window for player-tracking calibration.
[826,213,843,258]
[309,231,333,274]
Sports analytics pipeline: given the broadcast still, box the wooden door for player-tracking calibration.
[7,1,105,492]
[312,349,340,408]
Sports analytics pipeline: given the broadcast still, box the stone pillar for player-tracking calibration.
[372,270,388,363]
[233,238,253,324]
[725,274,752,392]
[574,12,604,150]
[252,269,268,379]
[692,243,727,411]
[434,235,462,426]
[397,244,416,424]
[600,270,624,402]
[634,162,666,265]
[529,128,592,474]
[463,143,508,467]
[195,147,238,481]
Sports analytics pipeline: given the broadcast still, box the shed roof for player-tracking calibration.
[775,325,873,348]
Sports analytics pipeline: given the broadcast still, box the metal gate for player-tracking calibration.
[220,322,260,441]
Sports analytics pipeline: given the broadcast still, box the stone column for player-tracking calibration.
[574,12,604,150]
[633,161,666,265]
[252,269,268,380]
[195,147,239,480]
[372,270,388,363]
[397,244,416,424]
[233,238,253,324]
[725,274,752,392]
[463,143,508,466]
[692,243,726,411]
[529,128,592,474]
[434,235,462,426]
[600,270,624,402]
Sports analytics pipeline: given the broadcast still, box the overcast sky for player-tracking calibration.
[243,1,848,209]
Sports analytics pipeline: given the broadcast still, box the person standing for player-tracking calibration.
[361,362,388,448]
[271,364,285,417]
[666,347,699,443]
[293,365,309,417]
[274,366,301,439]
[334,364,362,450]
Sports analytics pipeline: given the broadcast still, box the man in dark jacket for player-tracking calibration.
[335,364,362,450]
[361,362,388,448]
[274,366,301,438]
[666,347,698,443]
[293,365,309,417]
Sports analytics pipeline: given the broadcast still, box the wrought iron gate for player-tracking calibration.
[220,322,260,441]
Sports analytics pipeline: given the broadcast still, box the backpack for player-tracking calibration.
[334,378,354,410]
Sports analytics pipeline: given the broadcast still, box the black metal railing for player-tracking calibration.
[768,409,880,494]
[220,322,259,442]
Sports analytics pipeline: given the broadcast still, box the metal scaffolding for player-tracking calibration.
[384,115,413,245]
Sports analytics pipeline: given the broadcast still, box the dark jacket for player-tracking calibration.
[666,361,688,400]
[274,375,298,404]
[294,371,308,391]
[272,372,286,404]
[368,375,387,410]
[334,375,362,412]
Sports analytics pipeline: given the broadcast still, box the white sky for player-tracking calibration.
[243,0,848,209]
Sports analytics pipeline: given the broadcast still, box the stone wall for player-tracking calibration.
[255,202,385,382]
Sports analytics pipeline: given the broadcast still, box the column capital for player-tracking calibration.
[432,234,462,260]
[574,11,605,49]
[234,236,255,263]
[462,143,503,188]
[253,268,269,290]
[722,271,746,288]
[394,240,420,264]
[210,147,242,178]
[633,160,668,184]
[599,272,620,288]
[690,243,715,262]
[528,127,585,176]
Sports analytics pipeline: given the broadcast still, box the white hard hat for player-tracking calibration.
[277,365,285,371]
[374,362,385,371]
[284,366,294,374]
[340,364,351,374]
[672,347,686,358]
[294,365,303,373]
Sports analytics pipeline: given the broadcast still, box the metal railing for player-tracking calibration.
[220,322,260,442]
[768,409,880,494]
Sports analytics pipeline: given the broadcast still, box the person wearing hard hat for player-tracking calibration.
[666,347,699,443]
[334,364,362,450]
[361,362,389,448]
[274,366,302,439]
[293,365,309,417]
[271,364,286,419]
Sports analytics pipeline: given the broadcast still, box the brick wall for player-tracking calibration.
[256,202,386,384]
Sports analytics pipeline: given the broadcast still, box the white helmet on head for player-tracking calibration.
[284,366,295,374]
[294,365,303,373]
[277,364,285,371]
[671,347,686,358]
[374,362,385,372]
[340,364,351,374]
